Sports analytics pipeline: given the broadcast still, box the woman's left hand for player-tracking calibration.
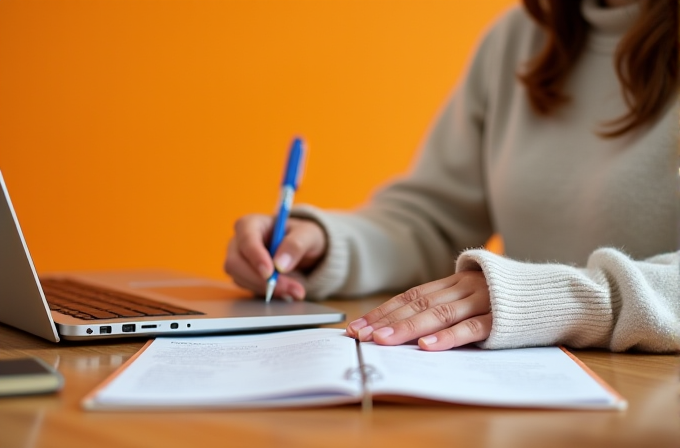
[346,271,492,351]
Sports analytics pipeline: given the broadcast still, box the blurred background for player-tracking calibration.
[0,0,514,280]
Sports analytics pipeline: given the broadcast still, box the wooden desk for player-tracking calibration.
[1,295,678,448]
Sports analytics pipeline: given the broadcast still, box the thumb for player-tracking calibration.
[272,219,327,273]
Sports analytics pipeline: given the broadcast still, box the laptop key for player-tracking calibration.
[101,306,146,318]
[40,278,203,320]
[123,305,172,316]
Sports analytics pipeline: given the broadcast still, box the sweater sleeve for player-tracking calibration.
[456,248,680,353]
[290,12,507,299]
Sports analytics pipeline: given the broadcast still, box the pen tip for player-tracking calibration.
[265,280,275,303]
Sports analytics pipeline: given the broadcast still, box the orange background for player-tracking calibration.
[0,0,514,280]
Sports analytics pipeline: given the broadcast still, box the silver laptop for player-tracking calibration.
[0,170,345,342]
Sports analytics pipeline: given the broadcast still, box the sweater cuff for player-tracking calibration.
[455,249,613,349]
[290,205,351,299]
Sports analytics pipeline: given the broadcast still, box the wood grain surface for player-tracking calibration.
[1,295,678,448]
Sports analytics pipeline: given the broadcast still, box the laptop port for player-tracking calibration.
[141,324,157,329]
[122,324,136,333]
[99,326,112,334]
[170,323,179,329]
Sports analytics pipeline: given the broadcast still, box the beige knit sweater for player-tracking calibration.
[293,0,680,352]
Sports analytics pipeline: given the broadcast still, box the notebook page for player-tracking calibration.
[85,328,360,409]
[361,344,624,410]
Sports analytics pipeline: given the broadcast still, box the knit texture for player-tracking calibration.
[291,0,680,352]
[456,249,680,352]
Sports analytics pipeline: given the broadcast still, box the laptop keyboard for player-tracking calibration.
[41,278,204,320]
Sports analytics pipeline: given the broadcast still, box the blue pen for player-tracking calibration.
[265,137,305,303]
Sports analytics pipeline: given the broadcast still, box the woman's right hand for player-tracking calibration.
[224,214,328,300]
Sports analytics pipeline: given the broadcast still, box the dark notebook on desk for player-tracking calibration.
[0,170,344,342]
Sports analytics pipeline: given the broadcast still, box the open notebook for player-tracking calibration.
[83,328,626,411]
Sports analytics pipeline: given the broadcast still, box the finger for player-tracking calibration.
[272,218,326,273]
[418,313,493,351]
[254,277,306,301]
[224,239,265,289]
[353,284,477,340]
[233,215,276,279]
[228,259,306,300]
[272,275,307,301]
[370,293,491,346]
[225,240,307,300]
[349,272,488,340]
[347,275,461,337]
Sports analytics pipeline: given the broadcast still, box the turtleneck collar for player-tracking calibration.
[581,0,640,53]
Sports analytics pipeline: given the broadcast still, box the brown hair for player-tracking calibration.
[519,0,678,137]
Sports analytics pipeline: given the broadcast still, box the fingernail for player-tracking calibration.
[348,318,367,333]
[274,253,292,272]
[373,327,394,339]
[420,335,437,345]
[357,326,374,340]
[258,264,271,279]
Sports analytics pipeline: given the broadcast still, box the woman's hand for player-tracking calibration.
[346,271,492,350]
[224,214,327,300]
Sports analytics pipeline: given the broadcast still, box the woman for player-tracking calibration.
[225,0,679,352]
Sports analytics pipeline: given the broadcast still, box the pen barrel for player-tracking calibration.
[269,185,295,257]
[283,138,304,188]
